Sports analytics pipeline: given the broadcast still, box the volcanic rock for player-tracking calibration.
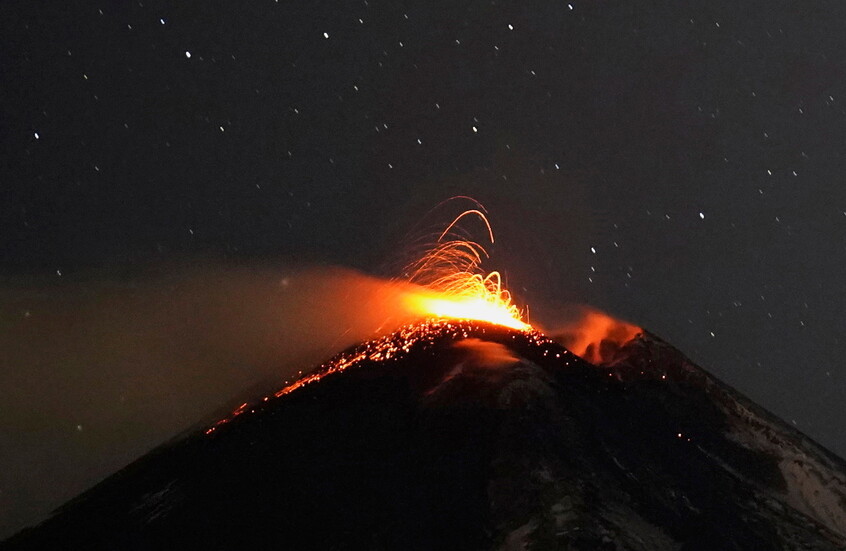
[4,321,845,550]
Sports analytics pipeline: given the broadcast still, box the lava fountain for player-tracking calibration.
[205,201,640,434]
[401,206,531,332]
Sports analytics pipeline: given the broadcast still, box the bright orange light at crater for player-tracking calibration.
[402,206,531,332]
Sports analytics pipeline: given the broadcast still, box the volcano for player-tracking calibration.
[3,320,846,550]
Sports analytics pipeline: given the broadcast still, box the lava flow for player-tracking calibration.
[205,206,533,435]
[204,319,555,434]
[205,204,640,435]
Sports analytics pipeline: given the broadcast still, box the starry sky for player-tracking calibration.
[2,0,846,538]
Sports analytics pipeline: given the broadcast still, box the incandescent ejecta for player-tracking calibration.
[4,207,845,550]
[4,318,846,550]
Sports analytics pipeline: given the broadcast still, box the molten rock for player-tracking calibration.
[4,321,846,550]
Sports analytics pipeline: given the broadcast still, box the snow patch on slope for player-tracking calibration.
[720,397,846,538]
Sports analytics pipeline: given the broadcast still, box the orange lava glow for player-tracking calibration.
[551,309,641,365]
[401,206,531,331]
[204,320,555,434]
[408,292,529,331]
[202,201,645,437]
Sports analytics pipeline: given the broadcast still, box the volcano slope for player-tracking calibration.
[4,320,846,550]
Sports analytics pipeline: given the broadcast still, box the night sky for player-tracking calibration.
[3,0,846,538]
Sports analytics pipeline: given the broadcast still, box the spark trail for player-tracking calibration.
[402,205,530,331]
[205,202,641,435]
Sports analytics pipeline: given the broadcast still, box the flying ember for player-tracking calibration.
[402,207,531,331]
[203,202,642,436]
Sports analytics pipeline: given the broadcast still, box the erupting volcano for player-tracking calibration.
[4,206,846,550]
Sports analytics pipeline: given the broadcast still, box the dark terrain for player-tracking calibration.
[4,321,845,549]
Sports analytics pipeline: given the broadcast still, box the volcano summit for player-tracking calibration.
[4,320,846,550]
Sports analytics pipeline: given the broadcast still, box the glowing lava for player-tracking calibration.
[551,308,642,365]
[410,293,529,331]
[203,201,642,437]
[402,206,531,331]
[205,319,555,434]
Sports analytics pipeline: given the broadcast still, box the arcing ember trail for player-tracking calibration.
[207,206,541,434]
[402,207,531,332]
[6,207,846,550]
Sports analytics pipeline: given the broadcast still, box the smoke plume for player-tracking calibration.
[544,307,642,365]
[0,263,428,539]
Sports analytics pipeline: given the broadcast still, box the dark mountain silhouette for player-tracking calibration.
[4,320,845,550]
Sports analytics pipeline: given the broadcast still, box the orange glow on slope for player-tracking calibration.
[204,320,555,434]
[401,205,531,332]
[452,338,520,369]
[201,200,645,436]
